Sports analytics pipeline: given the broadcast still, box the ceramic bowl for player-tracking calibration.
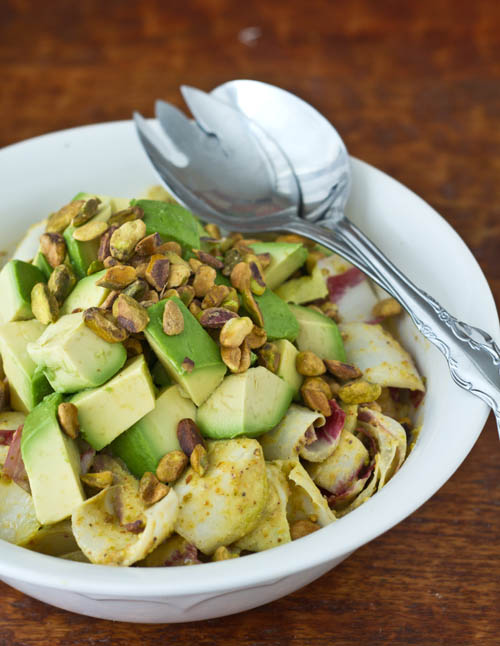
[0,121,497,623]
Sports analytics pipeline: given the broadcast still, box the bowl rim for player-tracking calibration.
[0,119,497,597]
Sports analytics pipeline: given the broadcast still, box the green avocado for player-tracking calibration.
[0,260,46,325]
[0,320,53,413]
[253,289,299,342]
[144,297,226,406]
[71,355,156,450]
[21,392,85,525]
[249,241,308,290]
[274,339,303,398]
[275,265,328,304]
[60,270,110,315]
[197,366,293,439]
[135,199,200,252]
[289,304,346,361]
[111,384,196,477]
[32,251,53,280]
[27,312,127,393]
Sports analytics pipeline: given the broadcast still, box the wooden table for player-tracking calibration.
[1,1,498,643]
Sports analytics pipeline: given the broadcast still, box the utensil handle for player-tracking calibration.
[288,217,500,438]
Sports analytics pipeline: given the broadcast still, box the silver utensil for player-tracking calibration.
[134,86,500,437]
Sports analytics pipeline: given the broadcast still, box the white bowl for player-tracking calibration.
[0,121,497,623]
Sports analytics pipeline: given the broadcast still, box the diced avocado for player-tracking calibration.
[27,312,126,393]
[275,339,303,398]
[32,251,53,280]
[71,355,156,450]
[63,194,112,279]
[0,411,26,431]
[275,265,328,304]
[289,304,346,361]
[252,289,299,342]
[21,519,79,555]
[145,297,226,406]
[0,321,52,413]
[0,260,46,325]
[135,199,200,252]
[21,393,85,525]
[111,385,196,477]
[151,361,173,388]
[60,270,110,315]
[197,366,293,439]
[249,242,308,290]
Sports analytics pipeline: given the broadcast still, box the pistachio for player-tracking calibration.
[166,263,191,289]
[219,316,253,347]
[139,472,170,506]
[47,264,76,304]
[177,284,195,307]
[162,288,179,300]
[189,258,202,273]
[324,359,362,381]
[72,220,108,242]
[276,234,314,248]
[193,265,217,298]
[221,287,240,313]
[123,337,143,357]
[222,248,244,276]
[110,220,147,262]
[182,357,195,372]
[240,289,264,327]
[39,232,66,268]
[301,377,332,417]
[204,223,221,239]
[296,351,326,376]
[256,252,271,269]
[305,250,325,274]
[140,290,159,308]
[322,374,342,397]
[156,240,182,256]
[108,205,144,227]
[177,418,205,456]
[245,325,267,349]
[201,285,230,309]
[188,300,202,319]
[96,265,137,290]
[103,255,121,268]
[46,200,85,233]
[145,254,170,291]
[134,232,162,256]
[199,307,238,328]
[338,380,382,404]
[98,225,118,262]
[258,343,281,373]
[162,299,184,335]
[290,519,321,540]
[81,471,114,489]
[320,301,340,322]
[221,340,251,373]
[233,240,253,256]
[219,236,236,254]
[190,443,209,476]
[72,197,101,227]
[212,546,239,561]
[85,260,103,276]
[31,283,59,324]
[372,297,402,318]
[122,278,149,301]
[246,255,266,295]
[101,290,120,310]
[193,249,224,270]
[83,307,129,343]
[230,261,251,292]
[57,402,80,439]
[135,261,149,279]
[112,294,150,333]
[156,450,188,483]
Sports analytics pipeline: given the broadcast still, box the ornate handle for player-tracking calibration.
[288,216,500,438]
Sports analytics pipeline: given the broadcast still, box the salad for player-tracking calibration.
[0,186,424,566]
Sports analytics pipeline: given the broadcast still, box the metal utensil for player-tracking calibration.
[134,86,500,436]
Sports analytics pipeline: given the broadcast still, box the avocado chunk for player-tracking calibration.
[249,242,308,290]
[27,312,127,393]
[71,355,156,450]
[144,297,226,406]
[111,385,196,477]
[0,260,46,325]
[274,339,303,397]
[32,251,53,280]
[151,361,173,388]
[252,289,299,342]
[289,304,346,361]
[275,265,328,304]
[21,392,85,525]
[60,270,110,315]
[0,411,26,432]
[0,320,52,413]
[136,199,200,252]
[197,366,294,439]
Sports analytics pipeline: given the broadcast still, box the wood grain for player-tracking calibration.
[0,0,499,643]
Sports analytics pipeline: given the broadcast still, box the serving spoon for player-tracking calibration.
[134,87,500,437]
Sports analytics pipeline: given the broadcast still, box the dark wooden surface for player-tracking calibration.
[0,0,499,643]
